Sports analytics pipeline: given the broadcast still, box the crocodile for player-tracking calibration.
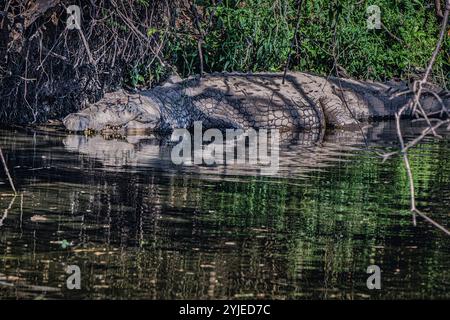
[63,72,450,133]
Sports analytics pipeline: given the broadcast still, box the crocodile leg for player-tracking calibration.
[319,95,360,128]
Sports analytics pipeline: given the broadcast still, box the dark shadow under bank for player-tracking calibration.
[0,1,172,124]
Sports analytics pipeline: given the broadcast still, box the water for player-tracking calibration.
[0,121,449,299]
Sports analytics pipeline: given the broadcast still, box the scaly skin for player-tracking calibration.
[63,72,449,133]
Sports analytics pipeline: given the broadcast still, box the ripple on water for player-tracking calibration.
[0,121,449,299]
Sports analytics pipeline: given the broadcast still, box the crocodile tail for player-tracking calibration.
[329,77,449,120]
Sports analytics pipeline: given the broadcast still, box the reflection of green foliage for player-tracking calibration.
[1,131,450,299]
[61,239,70,249]
[154,139,450,298]
[166,140,449,242]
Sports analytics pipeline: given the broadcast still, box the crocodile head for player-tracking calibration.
[63,92,162,132]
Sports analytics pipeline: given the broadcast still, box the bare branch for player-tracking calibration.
[387,1,450,235]
[0,147,17,195]
[282,0,303,84]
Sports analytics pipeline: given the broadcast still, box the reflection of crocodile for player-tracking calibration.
[63,72,449,133]
[63,121,440,177]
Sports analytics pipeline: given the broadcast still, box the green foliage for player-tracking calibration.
[136,0,150,7]
[167,0,295,74]
[160,0,449,86]
[127,60,167,88]
[204,0,294,72]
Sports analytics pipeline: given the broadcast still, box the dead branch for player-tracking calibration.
[0,147,17,195]
[435,0,444,19]
[0,194,16,227]
[23,0,61,28]
[282,0,303,84]
[380,21,408,47]
[1,0,179,123]
[386,1,450,235]
[190,3,204,76]
[190,1,222,76]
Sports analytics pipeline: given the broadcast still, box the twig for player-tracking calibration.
[388,1,450,236]
[111,0,166,67]
[282,0,303,84]
[329,3,369,148]
[197,40,204,76]
[414,209,450,236]
[190,3,205,76]
[78,28,96,66]
[0,147,17,195]
[0,195,17,227]
[395,106,416,211]
[410,2,449,116]
[435,0,444,19]
[380,119,450,162]
[380,21,408,47]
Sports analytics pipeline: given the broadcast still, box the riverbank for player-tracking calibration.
[1,1,448,125]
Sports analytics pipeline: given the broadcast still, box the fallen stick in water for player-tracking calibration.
[0,195,17,227]
[0,147,17,195]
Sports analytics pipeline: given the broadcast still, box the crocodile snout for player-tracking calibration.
[63,113,90,132]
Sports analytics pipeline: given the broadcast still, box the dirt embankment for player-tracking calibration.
[0,0,181,125]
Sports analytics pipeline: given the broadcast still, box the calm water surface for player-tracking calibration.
[0,121,449,299]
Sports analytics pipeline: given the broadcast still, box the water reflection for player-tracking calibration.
[0,121,449,299]
[61,123,384,177]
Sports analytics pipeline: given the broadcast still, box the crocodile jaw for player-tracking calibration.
[63,113,91,132]
[63,93,162,132]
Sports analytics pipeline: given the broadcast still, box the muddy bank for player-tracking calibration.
[0,0,179,124]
